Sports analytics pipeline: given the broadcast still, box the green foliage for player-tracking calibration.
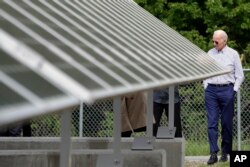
[243,43,250,67]
[166,2,203,30]
[204,1,250,56]
[32,115,60,136]
[97,111,113,137]
[179,30,209,51]
[135,0,167,19]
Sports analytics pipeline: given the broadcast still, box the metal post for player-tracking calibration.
[113,97,122,157]
[79,103,83,137]
[237,90,241,150]
[146,90,153,137]
[96,97,123,167]
[168,86,174,129]
[132,91,154,150]
[156,86,176,138]
[60,111,72,167]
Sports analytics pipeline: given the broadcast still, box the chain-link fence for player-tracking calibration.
[30,70,250,155]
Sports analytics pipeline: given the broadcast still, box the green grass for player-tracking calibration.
[185,141,210,156]
[185,139,250,156]
[185,140,250,166]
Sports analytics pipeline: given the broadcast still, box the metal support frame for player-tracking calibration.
[60,110,72,167]
[237,90,241,150]
[132,90,154,150]
[96,97,123,167]
[157,85,176,139]
[79,103,83,137]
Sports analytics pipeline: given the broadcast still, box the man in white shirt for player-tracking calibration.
[203,30,244,165]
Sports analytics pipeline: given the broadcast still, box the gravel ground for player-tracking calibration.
[185,156,230,167]
[185,156,208,167]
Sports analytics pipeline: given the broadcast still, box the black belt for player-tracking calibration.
[208,83,234,87]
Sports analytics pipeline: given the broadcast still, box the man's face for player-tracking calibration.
[212,34,226,51]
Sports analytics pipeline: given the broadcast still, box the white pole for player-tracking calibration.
[60,111,72,167]
[168,86,175,129]
[146,90,153,137]
[113,97,122,163]
[79,103,83,137]
[237,90,241,150]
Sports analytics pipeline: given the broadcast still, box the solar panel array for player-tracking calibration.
[0,46,78,126]
[0,0,229,126]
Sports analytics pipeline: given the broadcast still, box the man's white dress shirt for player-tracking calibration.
[203,45,244,91]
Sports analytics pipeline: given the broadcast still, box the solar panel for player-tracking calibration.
[0,47,78,126]
[0,0,229,126]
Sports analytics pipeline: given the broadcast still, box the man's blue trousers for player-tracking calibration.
[205,84,235,154]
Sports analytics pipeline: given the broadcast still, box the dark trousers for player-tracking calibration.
[205,84,235,154]
[0,126,22,137]
[0,122,31,137]
[153,101,182,137]
[23,121,32,137]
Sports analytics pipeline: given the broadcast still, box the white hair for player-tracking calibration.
[214,30,228,42]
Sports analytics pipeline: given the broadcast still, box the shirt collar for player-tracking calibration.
[216,45,228,54]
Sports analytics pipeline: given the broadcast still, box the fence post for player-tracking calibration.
[237,89,241,150]
[60,111,72,167]
[79,103,83,137]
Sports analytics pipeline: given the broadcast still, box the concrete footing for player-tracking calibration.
[0,137,185,167]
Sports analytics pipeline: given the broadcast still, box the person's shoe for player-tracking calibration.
[219,153,228,162]
[207,153,218,165]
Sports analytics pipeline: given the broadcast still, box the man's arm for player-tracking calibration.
[234,52,244,92]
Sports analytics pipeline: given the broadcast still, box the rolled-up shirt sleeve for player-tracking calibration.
[234,53,244,92]
[203,79,208,90]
